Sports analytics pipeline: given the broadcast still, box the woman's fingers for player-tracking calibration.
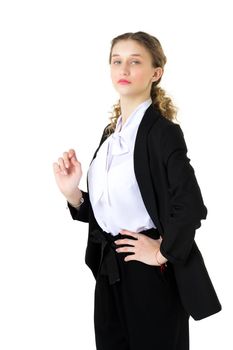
[115,238,136,246]
[115,231,162,265]
[124,254,135,262]
[115,246,136,253]
[70,155,79,167]
[63,152,70,169]
[68,149,76,158]
[68,149,80,167]
[120,229,139,239]
[53,149,81,179]
[58,157,67,175]
[53,162,60,174]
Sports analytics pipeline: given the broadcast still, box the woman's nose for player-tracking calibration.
[120,63,130,75]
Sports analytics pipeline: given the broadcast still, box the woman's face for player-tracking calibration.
[110,39,162,99]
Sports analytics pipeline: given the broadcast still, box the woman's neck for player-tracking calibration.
[120,95,151,126]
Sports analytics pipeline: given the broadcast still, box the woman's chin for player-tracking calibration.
[115,88,138,98]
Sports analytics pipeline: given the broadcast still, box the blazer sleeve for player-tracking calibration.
[159,123,207,264]
[67,124,111,223]
[67,189,90,223]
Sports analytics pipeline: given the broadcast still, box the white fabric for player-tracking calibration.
[87,98,156,236]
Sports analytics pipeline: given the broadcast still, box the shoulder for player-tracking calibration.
[149,111,185,143]
[148,113,187,160]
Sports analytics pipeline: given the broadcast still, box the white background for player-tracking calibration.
[0,0,232,349]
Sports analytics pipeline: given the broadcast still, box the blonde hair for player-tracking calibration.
[106,31,177,136]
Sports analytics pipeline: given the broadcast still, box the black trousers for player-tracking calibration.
[93,231,190,350]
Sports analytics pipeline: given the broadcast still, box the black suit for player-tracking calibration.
[68,104,221,322]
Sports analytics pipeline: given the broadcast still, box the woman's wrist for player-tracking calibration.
[68,196,84,208]
[67,189,83,208]
[155,249,168,266]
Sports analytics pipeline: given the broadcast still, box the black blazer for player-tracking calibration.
[68,104,221,320]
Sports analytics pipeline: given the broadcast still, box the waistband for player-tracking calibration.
[89,227,160,285]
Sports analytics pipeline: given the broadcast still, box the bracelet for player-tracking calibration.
[69,196,84,209]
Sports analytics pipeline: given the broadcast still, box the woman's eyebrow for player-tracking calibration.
[111,53,143,57]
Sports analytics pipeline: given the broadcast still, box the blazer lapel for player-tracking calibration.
[87,128,111,195]
[133,104,163,233]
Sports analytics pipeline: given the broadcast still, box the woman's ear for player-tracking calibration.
[152,67,163,82]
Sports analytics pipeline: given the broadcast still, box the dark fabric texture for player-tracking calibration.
[94,230,189,350]
[68,104,221,320]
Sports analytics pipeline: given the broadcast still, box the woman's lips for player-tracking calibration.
[118,79,131,85]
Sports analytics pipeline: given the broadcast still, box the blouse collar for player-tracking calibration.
[110,98,152,156]
[115,98,152,133]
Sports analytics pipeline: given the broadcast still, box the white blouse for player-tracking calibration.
[87,98,156,236]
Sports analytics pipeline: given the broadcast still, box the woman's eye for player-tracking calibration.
[112,60,141,65]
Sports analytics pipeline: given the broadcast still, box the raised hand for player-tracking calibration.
[53,149,83,203]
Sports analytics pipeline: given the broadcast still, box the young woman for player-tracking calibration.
[53,31,221,350]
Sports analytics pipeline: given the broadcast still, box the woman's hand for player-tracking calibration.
[115,229,168,266]
[53,149,83,202]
